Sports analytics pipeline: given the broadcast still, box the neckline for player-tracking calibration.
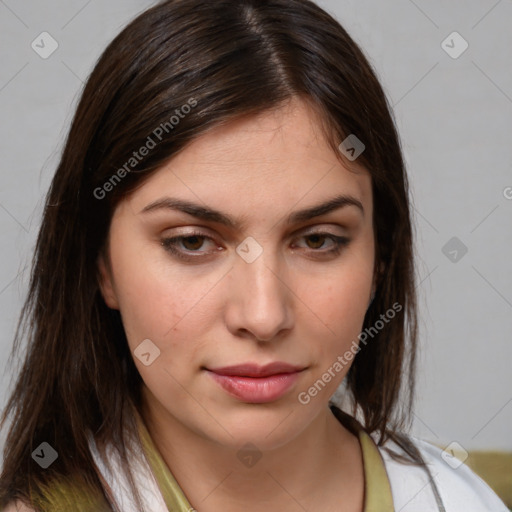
[329,405,395,511]
[134,405,395,512]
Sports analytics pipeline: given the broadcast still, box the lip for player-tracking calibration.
[209,362,304,378]
[206,362,306,403]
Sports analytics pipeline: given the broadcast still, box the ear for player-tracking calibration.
[97,252,120,310]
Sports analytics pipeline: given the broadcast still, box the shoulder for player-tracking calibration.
[2,473,111,512]
[376,435,509,512]
[2,501,36,512]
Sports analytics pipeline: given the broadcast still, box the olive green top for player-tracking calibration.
[30,406,395,511]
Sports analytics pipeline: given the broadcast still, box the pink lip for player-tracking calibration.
[206,362,305,403]
[209,362,304,377]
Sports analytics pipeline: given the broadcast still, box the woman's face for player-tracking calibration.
[98,97,376,450]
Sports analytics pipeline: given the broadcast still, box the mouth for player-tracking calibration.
[205,362,306,403]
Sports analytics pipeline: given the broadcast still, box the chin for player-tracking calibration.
[200,401,316,450]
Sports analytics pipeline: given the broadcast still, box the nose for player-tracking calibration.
[224,243,294,342]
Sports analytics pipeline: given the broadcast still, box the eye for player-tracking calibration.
[161,232,220,261]
[293,232,350,257]
[160,230,351,262]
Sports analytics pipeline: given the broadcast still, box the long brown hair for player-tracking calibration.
[0,0,418,508]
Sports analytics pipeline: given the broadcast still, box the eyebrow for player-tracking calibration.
[140,194,364,228]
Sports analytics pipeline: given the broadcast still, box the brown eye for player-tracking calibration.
[161,231,219,261]
[304,233,329,249]
[180,235,206,251]
[295,232,350,255]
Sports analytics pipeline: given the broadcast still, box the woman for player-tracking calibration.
[0,0,508,510]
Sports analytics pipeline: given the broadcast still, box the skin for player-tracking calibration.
[98,97,376,512]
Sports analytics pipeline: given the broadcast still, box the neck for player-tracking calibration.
[140,390,364,512]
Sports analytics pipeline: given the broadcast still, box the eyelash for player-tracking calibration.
[160,230,351,262]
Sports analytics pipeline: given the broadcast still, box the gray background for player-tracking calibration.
[0,0,511,457]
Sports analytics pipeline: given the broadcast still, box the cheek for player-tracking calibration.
[318,276,370,328]
[306,260,373,336]
[296,246,374,376]
[295,278,369,401]
[113,269,177,345]
[110,247,223,378]
[108,233,197,338]
[113,266,206,395]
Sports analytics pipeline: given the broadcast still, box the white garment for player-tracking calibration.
[378,436,509,511]
[87,430,170,512]
[88,430,509,512]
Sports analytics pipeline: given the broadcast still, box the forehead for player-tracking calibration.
[123,97,372,220]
